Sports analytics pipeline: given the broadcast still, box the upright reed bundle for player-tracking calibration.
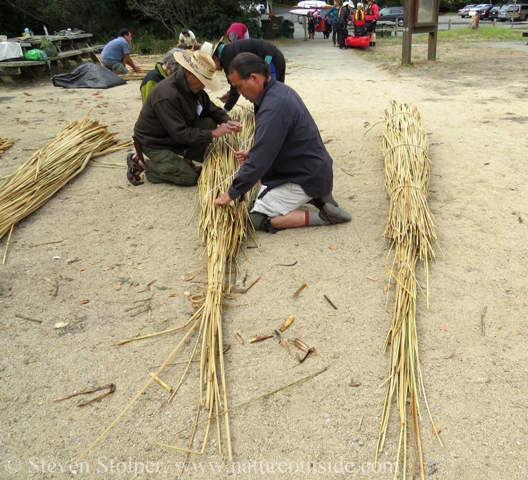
[376,102,440,480]
[192,107,257,459]
[0,111,130,241]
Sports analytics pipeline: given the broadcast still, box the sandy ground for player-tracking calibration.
[1,36,528,479]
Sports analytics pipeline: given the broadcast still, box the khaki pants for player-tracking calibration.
[102,61,128,74]
[142,117,216,186]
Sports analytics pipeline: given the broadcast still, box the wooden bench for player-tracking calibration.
[0,44,105,84]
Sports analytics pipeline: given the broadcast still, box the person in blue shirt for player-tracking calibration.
[326,0,341,47]
[100,29,139,74]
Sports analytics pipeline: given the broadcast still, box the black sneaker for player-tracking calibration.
[319,203,352,224]
[250,212,278,234]
[308,193,339,210]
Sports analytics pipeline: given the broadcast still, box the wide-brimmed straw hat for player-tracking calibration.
[173,49,220,91]
[200,41,214,56]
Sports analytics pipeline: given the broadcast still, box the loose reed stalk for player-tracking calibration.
[375,102,441,480]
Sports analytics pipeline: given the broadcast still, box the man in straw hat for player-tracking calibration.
[129,49,242,186]
[211,38,285,112]
[214,53,351,232]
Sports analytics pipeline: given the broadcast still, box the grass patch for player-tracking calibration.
[154,285,170,291]
[131,31,177,55]
[378,26,524,46]
[437,25,526,42]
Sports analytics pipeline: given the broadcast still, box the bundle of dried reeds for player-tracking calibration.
[191,108,257,459]
[376,101,441,480]
[0,110,131,242]
[0,138,15,158]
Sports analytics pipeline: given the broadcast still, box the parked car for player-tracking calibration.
[242,3,266,15]
[458,4,476,17]
[379,6,405,26]
[470,3,495,17]
[495,3,510,19]
[498,3,528,20]
[468,3,489,16]
[481,5,501,20]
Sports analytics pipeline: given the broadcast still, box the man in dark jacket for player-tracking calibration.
[130,50,242,186]
[338,1,352,49]
[212,39,285,112]
[214,53,351,232]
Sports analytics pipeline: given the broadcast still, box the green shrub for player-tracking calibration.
[131,31,176,55]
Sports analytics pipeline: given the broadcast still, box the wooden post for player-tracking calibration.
[448,18,452,30]
[402,0,413,64]
[427,30,437,61]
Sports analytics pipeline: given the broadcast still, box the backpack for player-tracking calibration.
[40,37,58,58]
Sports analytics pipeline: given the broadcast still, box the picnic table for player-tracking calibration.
[0,33,105,84]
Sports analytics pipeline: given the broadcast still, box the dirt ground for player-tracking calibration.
[1,36,528,479]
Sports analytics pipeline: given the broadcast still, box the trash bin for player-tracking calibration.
[279,20,295,38]
[262,16,284,39]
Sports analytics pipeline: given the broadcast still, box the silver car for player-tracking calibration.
[458,4,476,17]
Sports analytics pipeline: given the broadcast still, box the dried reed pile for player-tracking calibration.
[0,138,15,158]
[78,106,257,463]
[375,101,441,480]
[0,111,131,242]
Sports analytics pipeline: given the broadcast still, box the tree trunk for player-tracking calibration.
[469,15,479,29]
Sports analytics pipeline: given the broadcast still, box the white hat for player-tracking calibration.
[200,41,214,56]
[173,49,220,91]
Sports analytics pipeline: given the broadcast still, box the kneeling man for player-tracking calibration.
[214,53,351,232]
[129,50,242,186]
